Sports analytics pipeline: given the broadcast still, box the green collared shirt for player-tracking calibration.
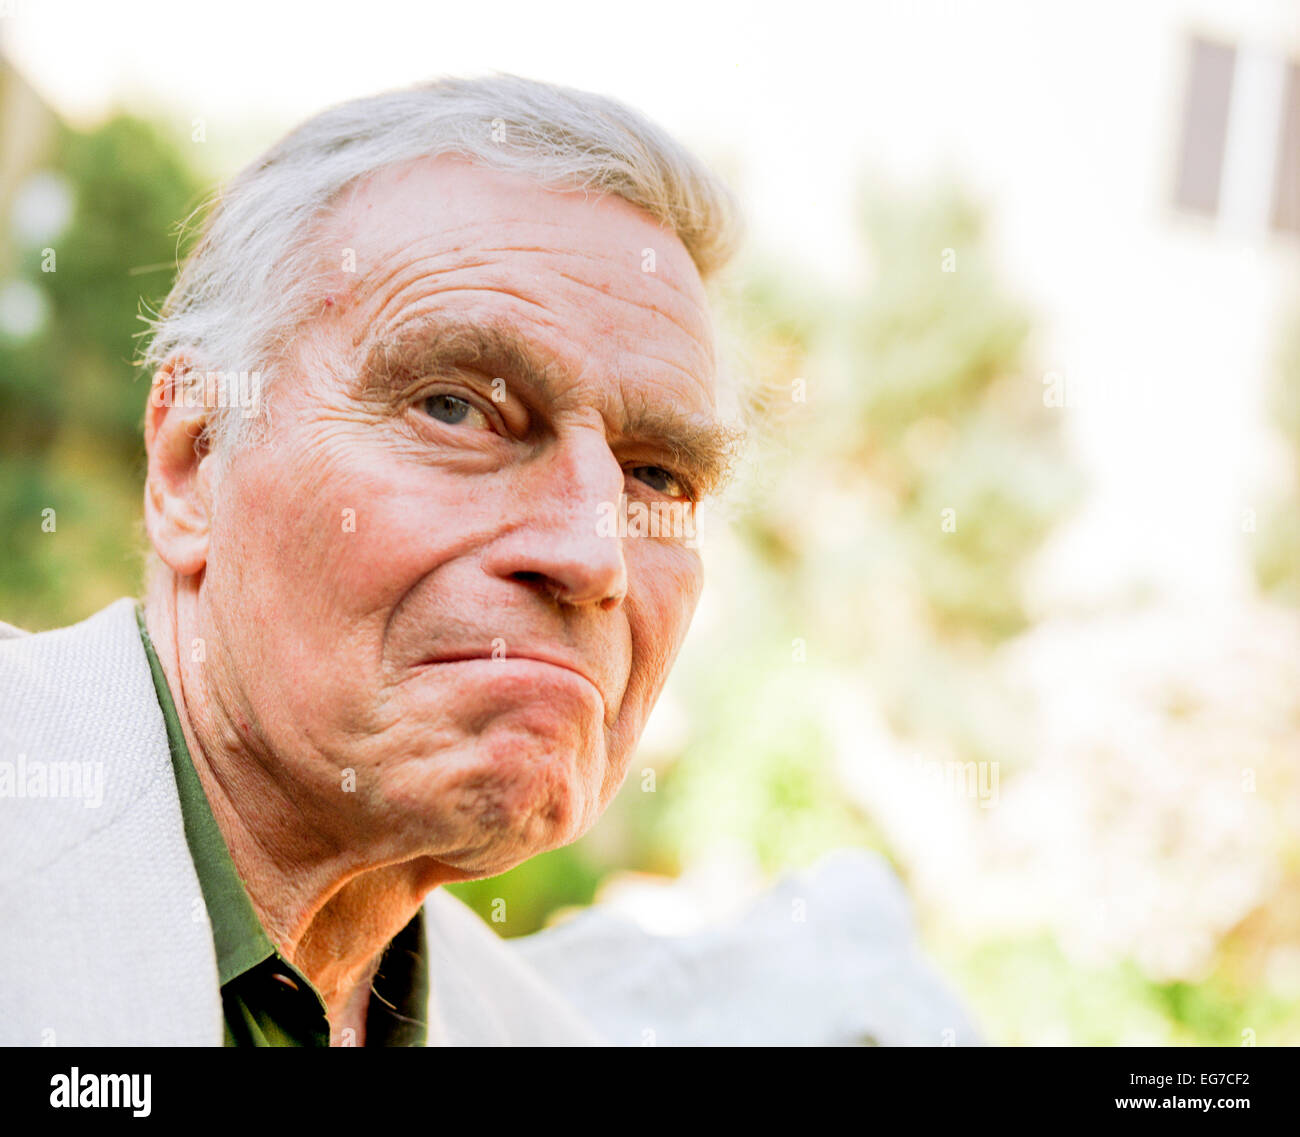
[136,605,429,1046]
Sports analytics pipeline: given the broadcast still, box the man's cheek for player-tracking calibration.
[255,451,427,596]
[630,554,701,663]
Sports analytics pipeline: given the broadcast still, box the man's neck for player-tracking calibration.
[143,578,448,1040]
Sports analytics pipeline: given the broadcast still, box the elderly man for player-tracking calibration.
[0,74,742,1046]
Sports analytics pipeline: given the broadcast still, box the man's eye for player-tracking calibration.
[422,393,492,430]
[629,465,688,498]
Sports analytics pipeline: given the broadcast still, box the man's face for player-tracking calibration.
[194,156,729,878]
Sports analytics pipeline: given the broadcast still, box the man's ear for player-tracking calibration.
[144,357,216,578]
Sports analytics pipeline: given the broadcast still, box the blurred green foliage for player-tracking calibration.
[938,935,1300,1045]
[0,113,204,627]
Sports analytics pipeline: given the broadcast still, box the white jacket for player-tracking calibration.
[0,599,604,1046]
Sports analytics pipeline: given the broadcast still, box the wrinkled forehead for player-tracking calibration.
[308,155,717,370]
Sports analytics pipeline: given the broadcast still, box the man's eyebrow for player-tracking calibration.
[616,400,744,499]
[358,317,552,404]
[356,317,744,498]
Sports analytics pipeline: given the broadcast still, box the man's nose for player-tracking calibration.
[484,430,629,611]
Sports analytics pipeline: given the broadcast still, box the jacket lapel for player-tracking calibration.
[0,599,223,1045]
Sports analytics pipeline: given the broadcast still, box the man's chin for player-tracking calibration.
[379,735,597,864]
[422,813,586,881]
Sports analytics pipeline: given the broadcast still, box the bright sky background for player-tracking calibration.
[0,0,1106,291]
[1,0,887,283]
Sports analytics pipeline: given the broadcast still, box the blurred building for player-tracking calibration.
[1022,2,1299,612]
[947,2,1299,609]
[736,0,1299,609]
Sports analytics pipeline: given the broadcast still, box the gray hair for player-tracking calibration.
[139,73,743,455]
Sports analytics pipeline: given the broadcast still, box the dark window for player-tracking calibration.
[1271,60,1300,234]
[1173,37,1237,215]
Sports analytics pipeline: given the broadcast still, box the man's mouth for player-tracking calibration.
[413,651,607,719]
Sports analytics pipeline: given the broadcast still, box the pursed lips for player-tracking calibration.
[414,650,608,719]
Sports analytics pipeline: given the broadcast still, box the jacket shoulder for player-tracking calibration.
[0,598,221,1045]
[0,598,173,878]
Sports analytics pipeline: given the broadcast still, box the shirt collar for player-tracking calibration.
[136,601,283,985]
[135,602,430,1045]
